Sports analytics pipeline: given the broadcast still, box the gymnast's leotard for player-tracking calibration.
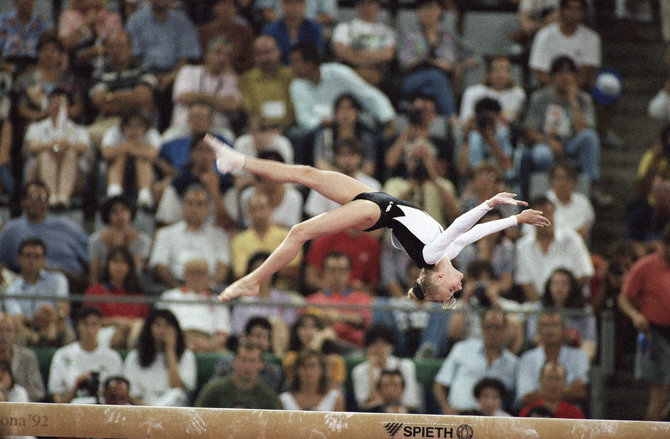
[353,192,517,269]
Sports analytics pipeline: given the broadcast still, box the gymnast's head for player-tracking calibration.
[407,259,463,309]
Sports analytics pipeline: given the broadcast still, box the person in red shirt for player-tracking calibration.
[519,361,585,419]
[619,224,670,420]
[305,252,372,347]
[304,229,380,292]
[83,246,149,349]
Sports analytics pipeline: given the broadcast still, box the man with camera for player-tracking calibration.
[48,307,122,404]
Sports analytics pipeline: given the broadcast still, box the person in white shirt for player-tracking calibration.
[158,257,231,352]
[170,36,241,139]
[122,308,197,406]
[545,161,595,241]
[149,184,231,288]
[528,0,600,89]
[48,307,123,404]
[24,88,91,209]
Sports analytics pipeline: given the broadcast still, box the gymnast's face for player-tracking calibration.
[431,262,463,306]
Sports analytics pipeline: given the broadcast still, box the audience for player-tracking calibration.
[0,0,53,75]
[352,324,421,412]
[518,361,585,418]
[546,161,595,242]
[101,375,131,405]
[467,377,511,416]
[195,342,282,409]
[434,308,518,414]
[0,358,29,402]
[48,306,123,404]
[262,0,323,66]
[158,257,231,352]
[368,369,416,413]
[83,246,149,350]
[122,308,196,406]
[280,349,344,411]
[0,312,45,401]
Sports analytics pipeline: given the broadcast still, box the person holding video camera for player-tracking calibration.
[456,97,515,188]
[48,306,122,404]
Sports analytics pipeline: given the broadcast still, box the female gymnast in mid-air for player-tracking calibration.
[205,134,550,308]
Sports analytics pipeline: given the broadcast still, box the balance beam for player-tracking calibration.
[1,402,668,439]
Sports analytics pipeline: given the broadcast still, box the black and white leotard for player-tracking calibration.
[353,192,517,269]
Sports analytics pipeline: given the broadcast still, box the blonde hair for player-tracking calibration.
[408,268,458,309]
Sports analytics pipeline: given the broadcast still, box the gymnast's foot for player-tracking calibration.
[218,276,260,303]
[204,133,246,174]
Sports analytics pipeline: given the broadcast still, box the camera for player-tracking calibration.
[409,160,430,182]
[473,282,492,308]
[407,108,423,126]
[79,371,100,397]
[476,114,494,131]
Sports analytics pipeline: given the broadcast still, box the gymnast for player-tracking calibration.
[205,134,550,308]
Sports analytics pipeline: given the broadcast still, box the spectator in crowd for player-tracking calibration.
[23,87,91,210]
[458,163,517,220]
[619,225,670,420]
[3,238,70,341]
[282,313,347,390]
[306,137,381,218]
[446,260,525,354]
[58,0,122,77]
[150,184,231,289]
[526,268,598,362]
[126,0,202,130]
[154,133,234,229]
[465,377,511,416]
[0,72,13,198]
[195,342,282,409]
[516,311,590,408]
[280,349,344,411]
[383,137,459,231]
[158,257,231,352]
[88,29,156,147]
[304,227,380,294]
[456,97,515,185]
[383,95,453,181]
[305,253,373,346]
[0,181,89,293]
[198,0,254,73]
[433,308,518,414]
[521,55,600,201]
[368,369,416,413]
[519,361,585,418]
[0,0,53,75]
[332,0,395,87]
[648,73,670,121]
[233,117,294,169]
[213,316,284,393]
[0,312,44,401]
[397,0,478,117]
[311,94,377,175]
[15,31,83,126]
[515,197,594,303]
[88,195,152,284]
[231,251,304,355]
[514,0,559,47]
[352,323,422,412]
[169,36,241,139]
[83,246,149,349]
[224,150,303,228]
[633,124,670,208]
[460,55,527,127]
[48,306,123,404]
[628,176,670,243]
[101,375,131,405]
[288,41,396,135]
[239,35,295,130]
[122,308,197,406]
[529,0,600,89]
[100,109,159,209]
[0,358,29,402]
[374,261,450,359]
[230,193,303,288]
[546,161,595,242]
[262,0,323,66]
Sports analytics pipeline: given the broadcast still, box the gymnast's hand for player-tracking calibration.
[486,192,528,208]
[516,209,552,227]
[218,276,260,303]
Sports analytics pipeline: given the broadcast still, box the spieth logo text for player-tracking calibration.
[383,422,474,439]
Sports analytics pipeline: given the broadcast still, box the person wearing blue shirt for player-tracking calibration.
[0,0,53,75]
[261,0,323,65]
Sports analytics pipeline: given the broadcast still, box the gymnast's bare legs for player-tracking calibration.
[205,134,384,302]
